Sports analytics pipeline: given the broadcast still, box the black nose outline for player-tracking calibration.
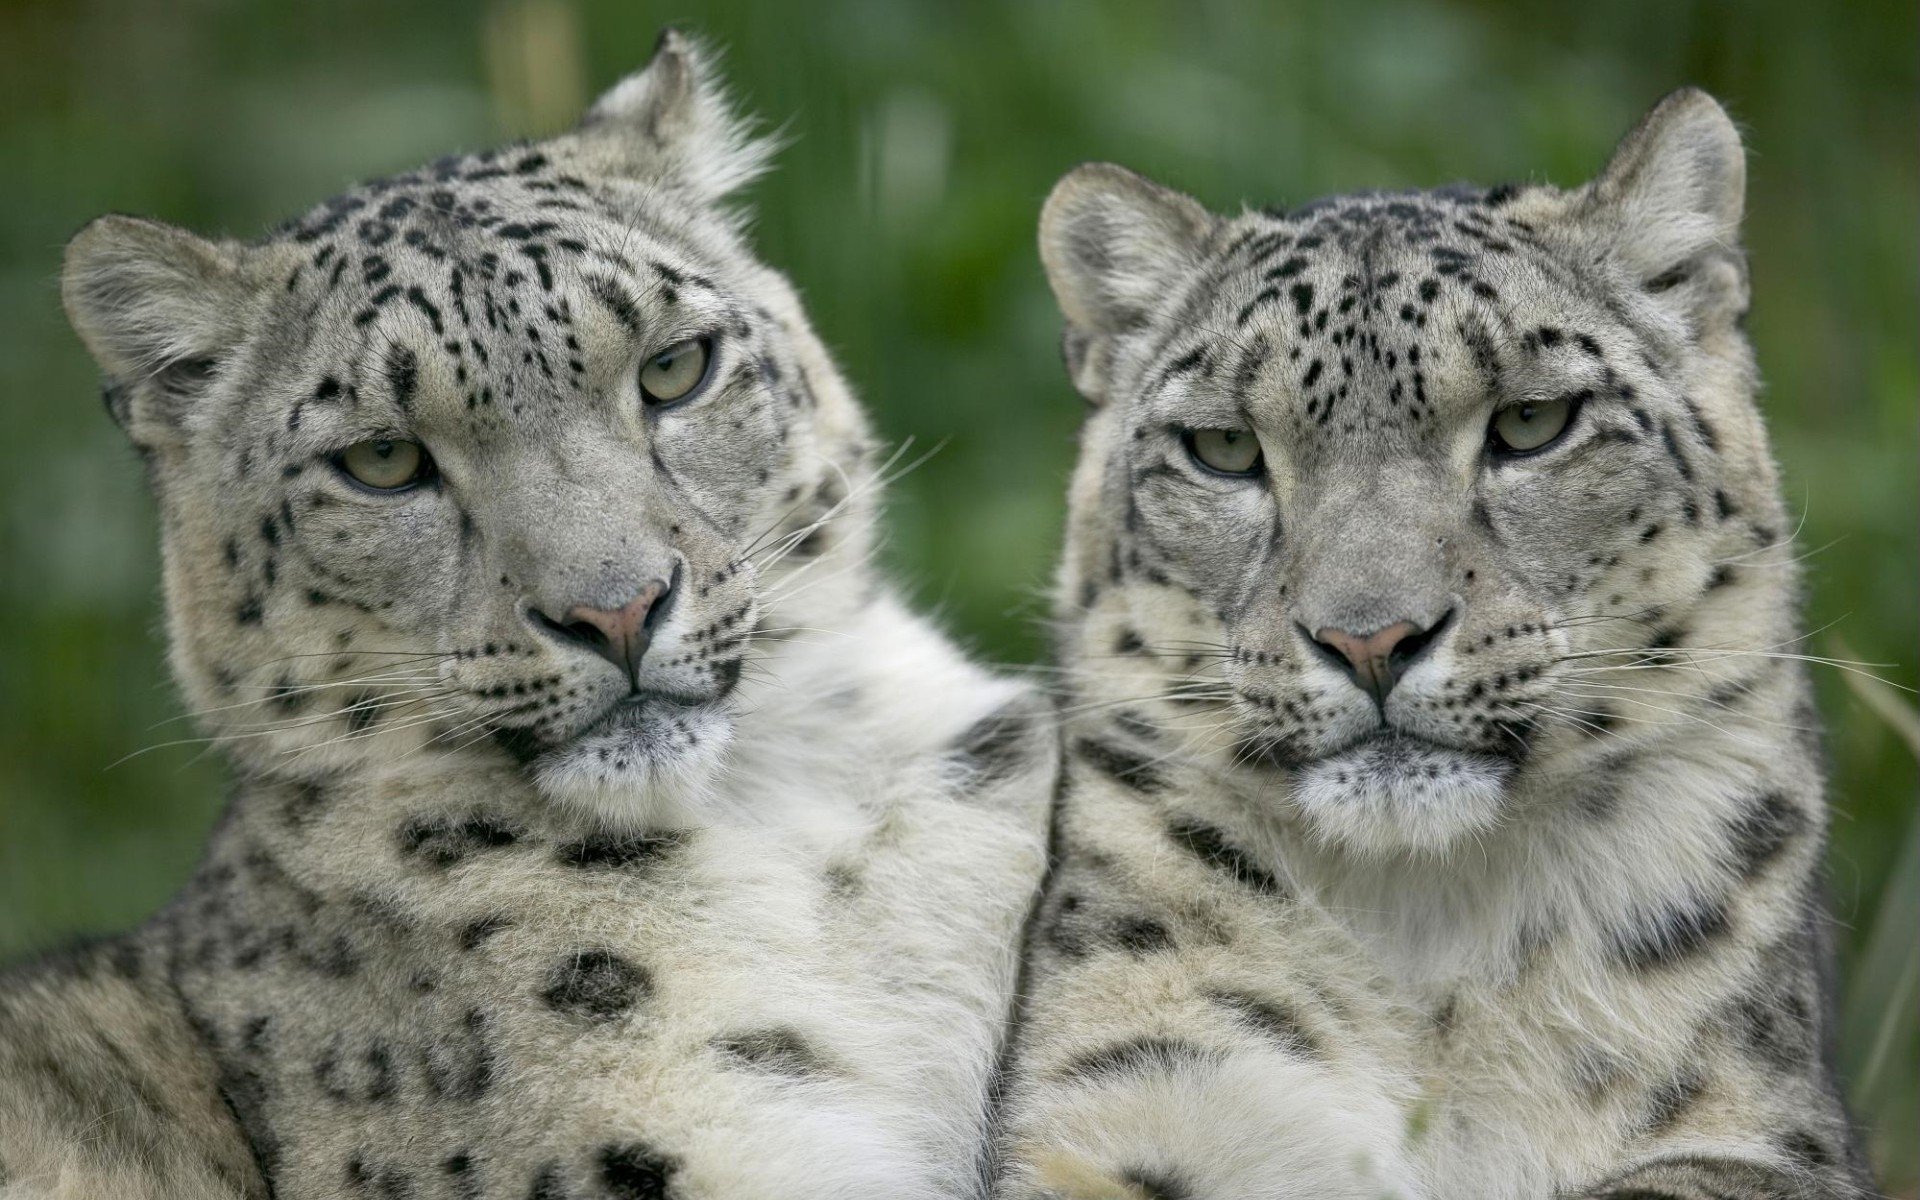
[1300,609,1454,708]
[529,564,680,686]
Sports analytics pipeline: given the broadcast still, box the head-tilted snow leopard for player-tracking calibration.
[993,92,1874,1198]
[2,32,1050,1200]
[63,33,870,829]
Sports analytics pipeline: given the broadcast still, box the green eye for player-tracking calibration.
[336,438,431,491]
[1490,396,1577,454]
[1186,428,1264,477]
[639,337,713,406]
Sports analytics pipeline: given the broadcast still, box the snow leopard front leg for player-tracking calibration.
[1556,898,1873,1200]
[993,732,1426,1200]
[1572,1159,1851,1200]
[998,1038,1420,1200]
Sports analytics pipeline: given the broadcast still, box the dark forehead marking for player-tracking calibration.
[1139,182,1686,448]
[1458,314,1506,389]
[275,165,695,420]
[1205,188,1551,331]
[246,137,794,490]
[1222,203,1421,341]
[651,259,718,291]
[1228,335,1272,406]
[587,276,643,333]
[274,147,685,313]
[383,345,418,412]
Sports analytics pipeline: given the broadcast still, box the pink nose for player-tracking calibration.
[1310,618,1439,704]
[541,579,670,681]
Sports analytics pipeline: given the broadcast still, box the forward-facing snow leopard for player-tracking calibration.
[0,32,1052,1200]
[991,91,1878,1199]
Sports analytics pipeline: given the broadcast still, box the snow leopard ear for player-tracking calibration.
[1041,163,1215,335]
[1040,163,1215,402]
[1582,88,1748,329]
[557,28,775,204]
[62,214,274,444]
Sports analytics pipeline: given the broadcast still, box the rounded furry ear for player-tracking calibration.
[62,214,270,440]
[1581,89,1747,324]
[559,28,774,203]
[1039,163,1214,337]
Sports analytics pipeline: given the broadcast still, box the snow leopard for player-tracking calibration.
[0,32,1051,1200]
[991,90,1878,1199]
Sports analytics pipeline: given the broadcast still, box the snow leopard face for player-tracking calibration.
[62,33,877,826]
[1043,91,1791,854]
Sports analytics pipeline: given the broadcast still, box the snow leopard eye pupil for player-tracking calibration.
[1185,427,1264,477]
[1489,394,1578,455]
[640,337,714,407]
[335,438,433,492]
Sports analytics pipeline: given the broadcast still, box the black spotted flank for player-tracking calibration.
[1060,1036,1216,1082]
[458,913,512,951]
[950,702,1038,787]
[712,1026,831,1077]
[1725,792,1807,880]
[1731,984,1815,1072]
[540,949,650,1022]
[527,1162,567,1200]
[599,1142,679,1200]
[397,812,524,868]
[1111,914,1175,955]
[1608,893,1732,972]
[555,830,686,870]
[282,778,331,828]
[343,1157,414,1196]
[1073,736,1165,793]
[1207,989,1320,1058]
[1777,1128,1835,1172]
[1165,815,1284,897]
[422,1009,495,1103]
[441,1150,478,1199]
[315,1036,398,1104]
[1643,1067,1707,1136]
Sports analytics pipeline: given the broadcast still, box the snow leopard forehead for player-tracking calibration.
[261,141,769,439]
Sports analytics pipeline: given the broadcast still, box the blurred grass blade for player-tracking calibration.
[1834,640,1919,1187]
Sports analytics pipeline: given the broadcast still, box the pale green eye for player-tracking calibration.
[1490,396,1576,454]
[336,438,430,491]
[640,337,712,405]
[1187,427,1263,476]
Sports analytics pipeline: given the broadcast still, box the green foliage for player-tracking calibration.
[0,0,1911,1186]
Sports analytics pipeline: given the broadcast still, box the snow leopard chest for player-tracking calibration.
[157,771,907,1199]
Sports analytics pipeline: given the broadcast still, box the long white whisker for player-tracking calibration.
[159,674,449,726]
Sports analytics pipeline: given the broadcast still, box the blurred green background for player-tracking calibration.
[1,0,1913,1187]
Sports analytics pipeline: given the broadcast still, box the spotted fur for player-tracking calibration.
[993,91,1876,1199]
[1,32,1051,1200]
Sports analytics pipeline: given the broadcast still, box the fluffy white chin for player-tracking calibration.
[532,699,734,828]
[1290,737,1512,857]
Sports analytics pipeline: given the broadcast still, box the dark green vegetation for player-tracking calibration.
[0,0,1911,1188]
